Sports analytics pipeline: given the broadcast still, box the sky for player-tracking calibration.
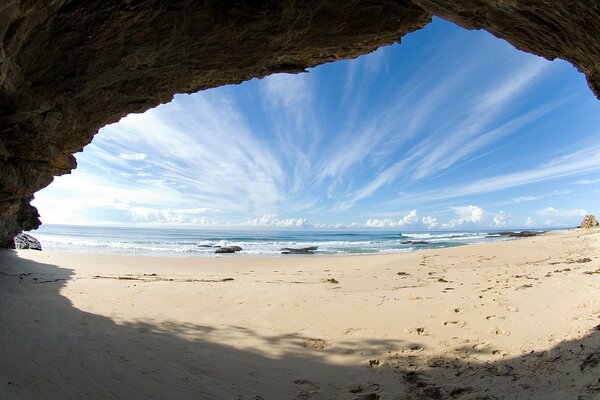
[33,18,600,230]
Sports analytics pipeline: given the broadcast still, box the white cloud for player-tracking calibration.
[477,59,547,113]
[573,177,600,185]
[409,59,550,181]
[441,205,487,228]
[451,205,484,223]
[261,73,311,111]
[364,210,419,228]
[493,211,508,226]
[422,216,439,229]
[495,195,540,206]
[394,141,600,205]
[337,156,416,211]
[243,214,309,228]
[119,152,147,161]
[54,90,296,220]
[325,58,554,211]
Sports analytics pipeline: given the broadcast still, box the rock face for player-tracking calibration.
[1,1,599,246]
[579,215,599,229]
[13,233,42,250]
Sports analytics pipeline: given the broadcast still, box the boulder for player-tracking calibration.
[13,233,42,250]
[215,246,242,254]
[280,246,318,254]
[579,215,599,229]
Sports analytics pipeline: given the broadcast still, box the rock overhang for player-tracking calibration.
[1,1,599,246]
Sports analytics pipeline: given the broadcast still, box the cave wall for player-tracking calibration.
[1,1,599,247]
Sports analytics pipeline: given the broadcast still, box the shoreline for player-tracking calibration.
[2,228,599,399]
[19,228,552,263]
[26,226,552,258]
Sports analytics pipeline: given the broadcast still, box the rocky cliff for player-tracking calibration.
[1,1,599,246]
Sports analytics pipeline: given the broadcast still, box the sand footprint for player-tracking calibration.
[472,343,488,351]
[485,315,506,321]
[343,327,363,336]
[406,327,428,336]
[303,338,329,350]
[399,344,425,353]
[348,382,381,400]
[293,379,320,399]
[443,320,467,328]
[492,328,511,336]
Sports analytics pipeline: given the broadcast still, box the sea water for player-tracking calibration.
[27,224,535,257]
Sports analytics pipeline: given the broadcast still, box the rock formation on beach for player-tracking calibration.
[1,1,599,246]
[215,246,243,254]
[496,231,545,238]
[579,215,599,229]
[13,233,42,250]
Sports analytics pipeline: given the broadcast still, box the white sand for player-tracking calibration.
[1,229,600,399]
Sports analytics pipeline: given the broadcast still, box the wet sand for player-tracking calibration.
[1,229,599,399]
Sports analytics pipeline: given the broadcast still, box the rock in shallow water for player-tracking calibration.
[13,233,42,250]
[495,231,545,238]
[280,246,318,254]
[215,246,242,253]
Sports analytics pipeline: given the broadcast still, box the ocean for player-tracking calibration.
[27,224,535,257]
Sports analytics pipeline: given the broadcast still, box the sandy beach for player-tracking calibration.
[1,228,600,399]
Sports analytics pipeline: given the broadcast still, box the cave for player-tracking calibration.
[1,1,600,246]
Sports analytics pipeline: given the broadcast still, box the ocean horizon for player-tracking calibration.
[28,224,554,257]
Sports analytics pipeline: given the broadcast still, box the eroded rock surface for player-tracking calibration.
[13,232,42,250]
[579,215,599,229]
[1,1,599,245]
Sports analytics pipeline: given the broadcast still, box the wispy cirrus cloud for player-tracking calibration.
[32,18,599,229]
[329,58,555,211]
[573,177,600,185]
[405,59,550,182]
[388,141,600,206]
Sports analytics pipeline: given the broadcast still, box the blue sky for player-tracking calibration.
[33,18,600,230]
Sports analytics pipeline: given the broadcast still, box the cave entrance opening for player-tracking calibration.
[28,18,600,252]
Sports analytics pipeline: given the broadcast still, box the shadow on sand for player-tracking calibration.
[1,250,599,399]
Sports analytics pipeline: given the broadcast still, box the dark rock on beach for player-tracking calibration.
[13,233,42,250]
[280,246,318,254]
[495,231,545,238]
[215,246,242,254]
